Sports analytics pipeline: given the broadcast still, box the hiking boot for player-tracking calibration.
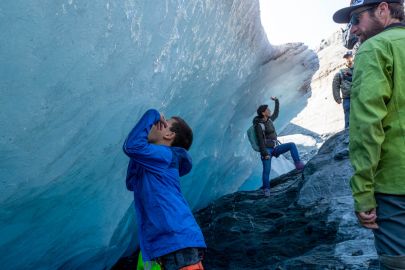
[295,161,305,171]
[264,189,270,197]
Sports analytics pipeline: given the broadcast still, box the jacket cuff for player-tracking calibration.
[353,191,377,212]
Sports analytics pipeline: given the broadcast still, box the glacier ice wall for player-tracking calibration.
[0,0,318,269]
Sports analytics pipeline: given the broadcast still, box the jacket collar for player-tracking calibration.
[384,22,405,31]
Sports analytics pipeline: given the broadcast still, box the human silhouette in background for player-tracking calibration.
[333,0,405,269]
[123,109,206,270]
[253,97,305,197]
[332,51,354,129]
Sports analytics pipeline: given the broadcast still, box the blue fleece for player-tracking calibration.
[123,109,206,261]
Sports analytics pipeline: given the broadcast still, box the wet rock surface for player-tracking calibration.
[196,130,379,269]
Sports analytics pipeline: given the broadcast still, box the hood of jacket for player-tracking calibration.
[171,147,192,177]
[253,116,266,125]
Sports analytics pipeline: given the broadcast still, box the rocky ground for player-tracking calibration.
[195,130,379,270]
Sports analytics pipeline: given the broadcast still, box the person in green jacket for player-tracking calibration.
[332,51,354,129]
[333,0,405,269]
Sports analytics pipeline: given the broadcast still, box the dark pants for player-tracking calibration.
[157,248,204,270]
[261,143,300,189]
[343,98,350,129]
[374,194,405,269]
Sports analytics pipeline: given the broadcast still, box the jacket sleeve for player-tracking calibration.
[332,72,342,103]
[123,109,172,173]
[349,45,392,212]
[270,99,279,121]
[254,123,268,157]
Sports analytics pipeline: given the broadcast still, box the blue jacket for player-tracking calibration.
[123,109,206,261]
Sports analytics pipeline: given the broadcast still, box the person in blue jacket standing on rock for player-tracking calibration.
[123,109,206,270]
[254,97,305,197]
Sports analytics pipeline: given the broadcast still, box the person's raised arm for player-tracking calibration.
[270,97,279,121]
[123,109,171,172]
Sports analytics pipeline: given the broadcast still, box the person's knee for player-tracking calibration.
[288,142,298,151]
[380,254,405,269]
[280,142,293,151]
[290,142,297,148]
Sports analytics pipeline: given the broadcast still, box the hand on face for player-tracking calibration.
[148,114,173,144]
[156,113,169,130]
[356,208,379,229]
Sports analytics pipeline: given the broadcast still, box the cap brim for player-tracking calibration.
[333,0,403,23]
[333,6,358,23]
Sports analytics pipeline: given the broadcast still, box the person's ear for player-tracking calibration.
[163,131,175,141]
[378,2,388,17]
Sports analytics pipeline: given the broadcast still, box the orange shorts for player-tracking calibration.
[179,261,204,270]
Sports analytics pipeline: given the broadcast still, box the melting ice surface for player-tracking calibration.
[0,0,318,269]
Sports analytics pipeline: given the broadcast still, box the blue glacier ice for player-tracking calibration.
[0,0,318,269]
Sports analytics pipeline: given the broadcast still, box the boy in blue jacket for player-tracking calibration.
[123,109,206,270]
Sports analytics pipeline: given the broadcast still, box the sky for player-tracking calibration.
[259,0,350,48]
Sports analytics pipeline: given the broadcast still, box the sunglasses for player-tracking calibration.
[350,6,375,25]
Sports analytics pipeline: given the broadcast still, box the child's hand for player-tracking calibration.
[157,113,168,130]
[270,96,278,101]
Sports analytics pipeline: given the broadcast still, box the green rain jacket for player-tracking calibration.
[349,23,405,212]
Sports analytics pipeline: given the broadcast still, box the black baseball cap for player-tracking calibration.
[343,51,353,58]
[333,0,403,23]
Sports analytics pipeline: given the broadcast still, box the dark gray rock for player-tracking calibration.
[195,130,378,269]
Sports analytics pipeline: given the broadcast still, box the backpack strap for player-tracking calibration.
[258,123,265,132]
[339,69,344,82]
[258,123,266,140]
